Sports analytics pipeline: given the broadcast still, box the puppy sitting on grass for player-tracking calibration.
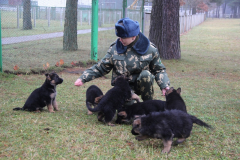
[13,72,63,112]
[86,75,132,126]
[85,85,104,115]
[131,110,212,153]
[165,87,187,112]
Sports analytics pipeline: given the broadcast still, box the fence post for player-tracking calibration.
[17,6,19,28]
[141,0,145,34]
[91,0,98,61]
[33,7,36,27]
[80,10,82,26]
[0,10,2,72]
[123,0,127,18]
[48,7,50,27]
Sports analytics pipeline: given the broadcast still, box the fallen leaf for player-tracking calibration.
[59,59,64,66]
[55,62,59,67]
[46,62,50,68]
[13,65,19,70]
[71,61,76,66]
[43,64,48,70]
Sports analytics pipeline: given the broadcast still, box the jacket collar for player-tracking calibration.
[116,32,150,55]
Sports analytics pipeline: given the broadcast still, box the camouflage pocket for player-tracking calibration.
[140,55,152,70]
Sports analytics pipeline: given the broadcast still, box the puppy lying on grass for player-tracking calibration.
[13,72,63,112]
[116,100,166,124]
[116,87,187,124]
[86,76,132,126]
[85,85,104,115]
[131,110,212,153]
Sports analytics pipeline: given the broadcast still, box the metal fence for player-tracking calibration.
[1,1,206,73]
[179,13,206,34]
[0,2,143,73]
[143,13,206,37]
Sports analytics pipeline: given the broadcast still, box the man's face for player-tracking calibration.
[119,36,136,46]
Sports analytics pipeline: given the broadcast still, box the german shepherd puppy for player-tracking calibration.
[13,72,63,112]
[116,100,166,124]
[131,110,211,153]
[86,76,132,126]
[165,87,187,112]
[86,85,104,115]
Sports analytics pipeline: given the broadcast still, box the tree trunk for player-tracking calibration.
[63,0,78,51]
[149,0,181,59]
[23,0,32,30]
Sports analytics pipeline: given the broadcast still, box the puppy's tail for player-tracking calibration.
[190,115,212,129]
[13,107,23,111]
[86,102,100,112]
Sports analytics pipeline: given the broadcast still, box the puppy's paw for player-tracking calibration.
[107,122,115,126]
[135,136,148,141]
[161,148,170,154]
[174,138,185,145]
[88,110,93,115]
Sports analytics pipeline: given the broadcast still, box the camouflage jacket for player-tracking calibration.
[79,34,170,90]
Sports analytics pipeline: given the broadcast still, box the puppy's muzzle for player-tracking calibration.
[131,128,139,135]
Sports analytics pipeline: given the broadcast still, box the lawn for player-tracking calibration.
[0,18,240,159]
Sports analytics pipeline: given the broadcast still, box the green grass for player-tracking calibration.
[0,18,240,159]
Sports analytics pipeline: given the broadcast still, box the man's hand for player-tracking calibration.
[74,79,83,86]
[131,93,141,102]
[162,86,170,96]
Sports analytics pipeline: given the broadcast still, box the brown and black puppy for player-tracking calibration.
[13,72,63,112]
[86,76,132,126]
[131,110,211,153]
[165,87,187,112]
[116,100,166,124]
[86,85,104,115]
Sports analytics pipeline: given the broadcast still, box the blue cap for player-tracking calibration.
[115,18,140,38]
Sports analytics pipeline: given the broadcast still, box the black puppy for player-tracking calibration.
[116,100,166,124]
[165,87,187,112]
[86,76,132,126]
[131,110,211,153]
[13,72,63,112]
[86,85,104,115]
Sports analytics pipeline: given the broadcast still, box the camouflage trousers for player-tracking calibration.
[129,70,155,103]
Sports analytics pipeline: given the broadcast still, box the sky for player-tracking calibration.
[37,0,92,7]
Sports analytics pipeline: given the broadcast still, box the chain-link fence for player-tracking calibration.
[0,0,144,73]
[0,0,205,74]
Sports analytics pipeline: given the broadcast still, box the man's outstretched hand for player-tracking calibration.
[162,87,170,96]
[74,79,83,86]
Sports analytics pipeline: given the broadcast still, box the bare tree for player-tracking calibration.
[23,0,32,30]
[63,0,78,51]
[149,0,181,59]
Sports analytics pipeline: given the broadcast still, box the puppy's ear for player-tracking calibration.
[45,73,51,80]
[118,111,127,118]
[176,88,181,94]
